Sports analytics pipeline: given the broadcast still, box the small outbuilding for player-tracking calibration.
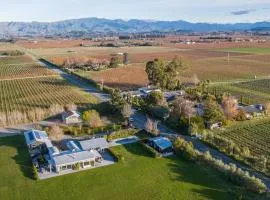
[148,137,173,153]
[62,110,81,124]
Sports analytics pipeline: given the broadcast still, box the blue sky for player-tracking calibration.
[1,0,270,23]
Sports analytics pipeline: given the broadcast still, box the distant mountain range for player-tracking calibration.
[0,18,270,37]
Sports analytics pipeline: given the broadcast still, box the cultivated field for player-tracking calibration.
[209,79,270,104]
[0,136,236,200]
[0,64,56,79]
[216,119,270,158]
[19,40,270,88]
[0,77,96,113]
[76,64,149,90]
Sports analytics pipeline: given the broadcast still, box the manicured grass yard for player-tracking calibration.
[0,136,235,200]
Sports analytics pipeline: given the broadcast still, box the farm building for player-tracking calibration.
[239,104,265,118]
[62,110,81,124]
[148,137,173,154]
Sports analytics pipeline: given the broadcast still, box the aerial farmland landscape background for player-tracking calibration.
[0,1,270,200]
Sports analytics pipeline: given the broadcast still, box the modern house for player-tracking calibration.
[148,137,173,154]
[24,130,105,174]
[62,110,81,124]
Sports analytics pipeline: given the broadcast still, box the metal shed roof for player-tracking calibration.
[149,137,172,150]
[78,138,109,151]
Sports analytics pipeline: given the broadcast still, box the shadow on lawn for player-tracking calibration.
[166,157,232,200]
[1,135,35,180]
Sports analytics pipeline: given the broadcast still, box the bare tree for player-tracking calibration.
[145,117,153,133]
[48,125,64,141]
[152,120,160,136]
[191,74,200,86]
[171,97,186,117]
[181,101,196,124]
[264,102,270,116]
[121,104,133,119]
[85,110,103,128]
[222,96,238,119]
[64,104,77,112]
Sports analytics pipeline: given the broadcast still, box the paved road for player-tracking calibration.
[39,57,270,189]
[38,59,111,102]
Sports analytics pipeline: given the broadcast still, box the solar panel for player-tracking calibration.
[34,131,41,139]
[28,131,34,141]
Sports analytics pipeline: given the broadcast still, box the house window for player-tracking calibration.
[67,165,72,169]
[61,165,67,170]
[84,161,90,166]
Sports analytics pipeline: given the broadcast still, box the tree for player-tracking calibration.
[152,120,160,136]
[222,95,238,119]
[48,104,64,116]
[146,91,166,106]
[145,57,186,90]
[145,117,153,133]
[64,104,77,112]
[191,74,200,86]
[48,125,64,141]
[121,104,133,119]
[145,59,165,86]
[109,56,120,68]
[111,88,126,112]
[264,102,270,116]
[123,52,129,65]
[171,97,186,117]
[203,98,225,124]
[82,110,103,128]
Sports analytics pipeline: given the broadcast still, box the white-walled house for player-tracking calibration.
[62,110,81,124]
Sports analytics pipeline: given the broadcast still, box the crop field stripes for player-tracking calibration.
[0,74,59,81]
[217,119,270,157]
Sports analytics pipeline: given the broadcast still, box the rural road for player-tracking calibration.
[38,57,270,189]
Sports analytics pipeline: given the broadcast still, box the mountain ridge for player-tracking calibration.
[0,17,270,36]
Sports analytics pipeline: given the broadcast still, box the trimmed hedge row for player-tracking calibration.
[107,129,137,141]
[139,140,161,158]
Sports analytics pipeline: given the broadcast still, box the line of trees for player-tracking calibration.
[174,137,267,194]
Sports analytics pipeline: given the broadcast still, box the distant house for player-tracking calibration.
[148,137,173,154]
[239,104,265,118]
[206,122,222,130]
[62,110,81,124]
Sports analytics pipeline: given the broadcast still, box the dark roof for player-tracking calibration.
[149,137,172,150]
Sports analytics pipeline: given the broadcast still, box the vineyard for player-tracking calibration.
[217,119,270,158]
[209,79,270,104]
[0,77,96,113]
[0,64,56,79]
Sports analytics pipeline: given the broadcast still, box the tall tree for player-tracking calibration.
[222,95,238,119]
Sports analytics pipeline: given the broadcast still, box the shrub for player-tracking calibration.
[32,165,39,180]
[107,129,137,141]
[108,148,125,163]
[139,141,160,158]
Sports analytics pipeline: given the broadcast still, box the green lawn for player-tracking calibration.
[0,136,235,200]
[217,48,270,54]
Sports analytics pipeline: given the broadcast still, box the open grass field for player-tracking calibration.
[0,136,236,200]
[216,118,270,158]
[0,76,97,114]
[217,48,270,54]
[209,79,270,104]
